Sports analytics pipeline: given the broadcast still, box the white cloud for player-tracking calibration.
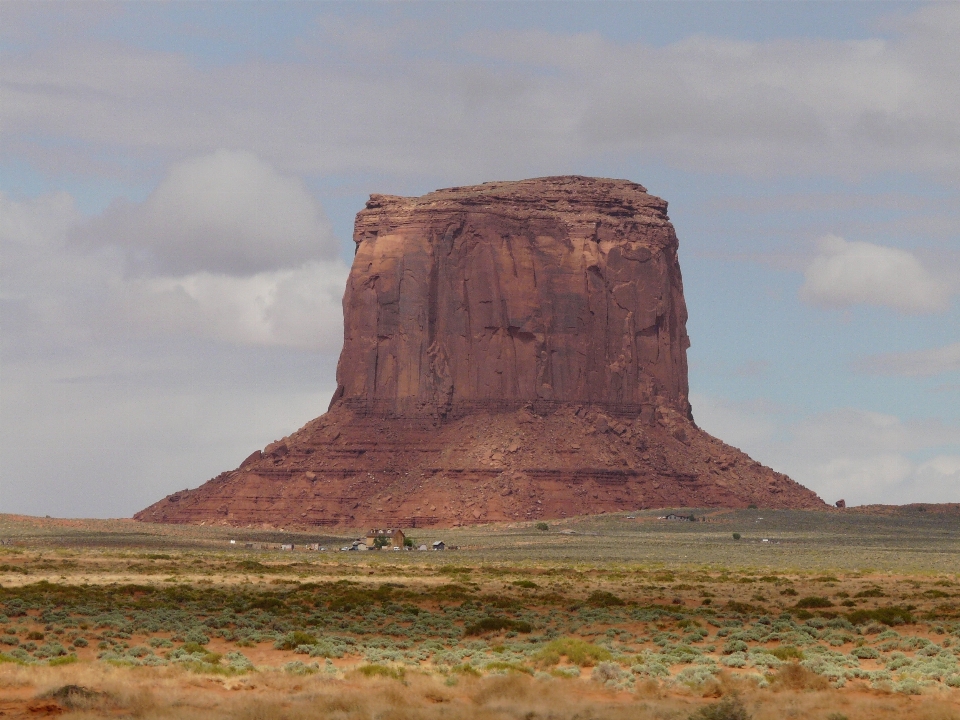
[1,185,348,517]
[130,262,348,350]
[0,191,81,248]
[856,342,960,377]
[72,150,339,275]
[2,4,959,182]
[799,234,951,313]
[0,169,349,353]
[916,455,960,490]
[692,394,960,505]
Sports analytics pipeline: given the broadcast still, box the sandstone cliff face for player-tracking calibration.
[136,176,825,529]
[333,177,691,419]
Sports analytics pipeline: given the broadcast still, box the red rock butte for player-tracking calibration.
[136,176,825,528]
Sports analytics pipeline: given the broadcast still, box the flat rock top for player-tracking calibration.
[364,175,666,218]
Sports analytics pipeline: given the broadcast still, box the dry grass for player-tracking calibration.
[2,512,960,719]
[2,663,959,719]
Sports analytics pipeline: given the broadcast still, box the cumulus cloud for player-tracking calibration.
[129,262,348,349]
[72,150,339,275]
[3,171,347,354]
[855,342,960,377]
[692,394,960,505]
[799,234,951,313]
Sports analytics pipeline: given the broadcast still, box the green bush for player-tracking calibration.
[795,596,832,609]
[463,617,532,636]
[847,606,913,627]
[535,522,549,531]
[732,533,741,541]
[586,590,624,607]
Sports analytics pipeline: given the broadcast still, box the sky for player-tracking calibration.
[1,1,958,518]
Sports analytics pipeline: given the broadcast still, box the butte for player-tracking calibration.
[136,176,825,528]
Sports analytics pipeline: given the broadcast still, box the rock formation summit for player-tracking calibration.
[137,176,825,528]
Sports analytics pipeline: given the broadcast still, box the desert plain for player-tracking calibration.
[1,506,959,719]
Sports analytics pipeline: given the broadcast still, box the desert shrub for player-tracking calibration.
[722,639,748,654]
[184,629,209,645]
[847,606,913,626]
[769,646,804,661]
[688,694,751,720]
[894,678,923,695]
[34,642,67,658]
[535,522,549,531]
[225,651,254,671]
[726,601,762,615]
[592,661,628,684]
[356,663,405,680]
[484,660,532,675]
[795,596,832,609]
[5,648,32,663]
[675,665,719,689]
[772,662,830,690]
[248,596,286,612]
[586,590,625,607]
[235,560,268,572]
[464,617,531,636]
[512,580,538,589]
[732,534,741,541]
[48,654,78,666]
[536,638,611,667]
[283,660,319,675]
[720,652,746,668]
[41,685,107,710]
[450,662,481,676]
[854,587,885,598]
[274,630,317,650]
[852,646,879,659]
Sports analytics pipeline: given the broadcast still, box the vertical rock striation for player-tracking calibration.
[136,177,825,528]
[334,177,690,419]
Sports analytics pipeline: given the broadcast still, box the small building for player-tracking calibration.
[432,540,445,551]
[280,543,294,551]
[365,528,405,549]
[418,544,428,551]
